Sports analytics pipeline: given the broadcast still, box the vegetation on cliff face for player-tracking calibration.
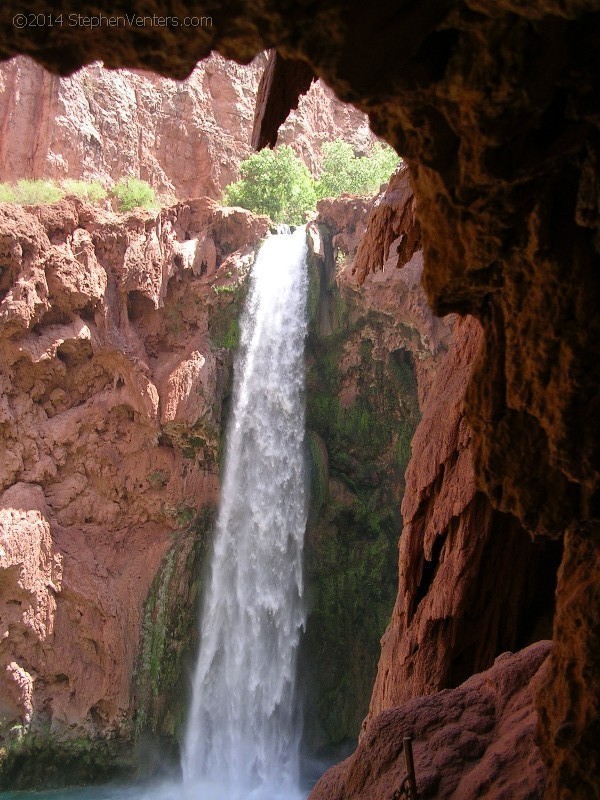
[223,140,400,224]
[0,177,158,211]
[209,276,249,351]
[135,507,215,748]
[0,735,134,791]
[302,229,420,747]
[111,177,158,211]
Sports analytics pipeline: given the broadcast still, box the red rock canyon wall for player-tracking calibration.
[0,53,375,199]
[1,4,599,796]
[0,197,267,752]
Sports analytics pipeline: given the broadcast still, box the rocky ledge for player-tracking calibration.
[310,641,552,800]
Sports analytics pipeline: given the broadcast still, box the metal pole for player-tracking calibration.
[403,736,418,799]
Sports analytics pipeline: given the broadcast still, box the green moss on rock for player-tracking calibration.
[0,735,134,791]
[209,268,251,351]
[134,507,215,745]
[302,252,420,747]
[307,431,329,523]
[162,418,219,464]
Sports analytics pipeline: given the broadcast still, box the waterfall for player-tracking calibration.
[181,226,309,800]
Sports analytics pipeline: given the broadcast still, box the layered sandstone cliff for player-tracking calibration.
[0,196,268,781]
[0,53,374,199]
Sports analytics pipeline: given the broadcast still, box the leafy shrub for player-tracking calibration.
[62,179,108,203]
[223,145,316,225]
[0,179,64,205]
[0,178,109,206]
[315,140,400,199]
[112,177,157,212]
[0,177,160,211]
[0,183,16,202]
[358,141,401,192]
[147,470,169,488]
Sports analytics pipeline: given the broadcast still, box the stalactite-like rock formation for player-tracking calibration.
[1,2,599,796]
[367,315,562,718]
[251,52,315,150]
[352,170,562,721]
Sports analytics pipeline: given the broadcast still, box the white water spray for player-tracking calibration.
[181,227,309,800]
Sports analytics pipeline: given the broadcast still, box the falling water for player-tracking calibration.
[181,226,309,800]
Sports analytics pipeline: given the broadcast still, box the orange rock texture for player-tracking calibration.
[0,2,599,796]
[366,316,561,720]
[0,197,267,753]
[352,174,562,717]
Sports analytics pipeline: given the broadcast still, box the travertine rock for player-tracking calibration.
[0,484,62,732]
[0,197,268,744]
[323,174,560,738]
[0,3,599,795]
[536,532,600,800]
[309,641,551,800]
[314,174,452,403]
[353,165,421,285]
[252,52,315,150]
[367,316,561,721]
[336,167,451,402]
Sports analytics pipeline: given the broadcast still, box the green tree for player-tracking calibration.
[315,140,359,198]
[223,145,316,225]
[357,141,401,191]
[316,139,400,199]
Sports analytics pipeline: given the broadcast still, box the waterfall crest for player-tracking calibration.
[181,227,309,800]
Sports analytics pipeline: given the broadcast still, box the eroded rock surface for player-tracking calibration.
[309,641,551,800]
[343,167,449,402]
[368,315,561,719]
[0,197,267,768]
[1,4,599,794]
